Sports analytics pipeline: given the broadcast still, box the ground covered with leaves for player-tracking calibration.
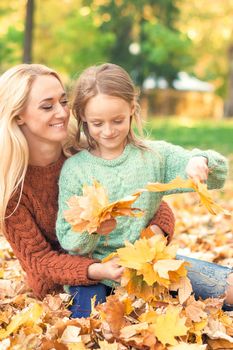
[0,181,232,350]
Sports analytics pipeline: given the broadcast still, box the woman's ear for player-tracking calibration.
[16,116,24,125]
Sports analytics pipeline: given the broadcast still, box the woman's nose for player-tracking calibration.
[55,103,69,118]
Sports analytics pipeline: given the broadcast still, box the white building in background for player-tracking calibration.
[173,72,214,92]
[143,71,214,92]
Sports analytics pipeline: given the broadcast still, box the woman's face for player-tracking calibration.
[18,75,70,147]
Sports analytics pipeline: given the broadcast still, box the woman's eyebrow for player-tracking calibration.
[39,92,67,103]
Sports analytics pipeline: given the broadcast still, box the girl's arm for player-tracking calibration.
[154,141,228,189]
[149,200,175,242]
[56,161,101,255]
[5,197,98,300]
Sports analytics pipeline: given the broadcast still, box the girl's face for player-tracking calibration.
[18,75,70,147]
[83,93,133,159]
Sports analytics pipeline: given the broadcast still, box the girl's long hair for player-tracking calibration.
[0,64,63,234]
[71,63,147,150]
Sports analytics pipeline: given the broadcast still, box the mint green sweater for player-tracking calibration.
[56,141,228,284]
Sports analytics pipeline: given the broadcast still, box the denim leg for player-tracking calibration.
[176,254,233,309]
[69,283,108,318]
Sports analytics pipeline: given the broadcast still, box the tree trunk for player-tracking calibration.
[224,44,233,117]
[23,0,35,63]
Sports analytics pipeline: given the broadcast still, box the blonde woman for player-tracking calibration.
[0,64,175,302]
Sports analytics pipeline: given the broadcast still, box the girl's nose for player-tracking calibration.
[103,124,114,136]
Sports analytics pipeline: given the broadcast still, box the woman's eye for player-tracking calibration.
[61,100,68,106]
[42,105,53,110]
[114,120,123,124]
[93,123,102,127]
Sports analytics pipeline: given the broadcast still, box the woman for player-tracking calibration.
[0,63,175,300]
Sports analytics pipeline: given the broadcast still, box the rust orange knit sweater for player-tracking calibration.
[4,153,174,299]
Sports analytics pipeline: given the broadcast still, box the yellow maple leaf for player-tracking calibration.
[146,176,228,215]
[64,181,144,234]
[121,268,157,301]
[0,303,43,340]
[150,305,188,346]
[153,259,185,280]
[117,238,155,270]
[137,262,160,286]
[117,235,188,292]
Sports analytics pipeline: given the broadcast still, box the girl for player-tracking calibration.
[0,64,175,301]
[56,63,232,318]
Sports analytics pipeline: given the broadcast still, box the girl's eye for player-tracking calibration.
[114,120,123,124]
[93,123,103,127]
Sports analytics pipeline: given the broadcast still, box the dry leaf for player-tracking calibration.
[185,296,207,323]
[98,340,119,349]
[64,180,143,234]
[146,176,228,215]
[150,305,188,346]
[0,303,43,340]
[170,276,193,304]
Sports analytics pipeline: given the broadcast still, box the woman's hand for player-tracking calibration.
[87,257,124,282]
[185,156,209,183]
[150,224,165,237]
[96,218,117,235]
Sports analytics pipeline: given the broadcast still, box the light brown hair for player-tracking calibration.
[72,63,147,150]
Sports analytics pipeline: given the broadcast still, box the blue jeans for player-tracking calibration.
[69,284,112,318]
[69,256,233,318]
[177,254,233,310]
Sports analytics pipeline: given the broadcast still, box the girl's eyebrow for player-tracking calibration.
[39,92,66,103]
[88,114,126,120]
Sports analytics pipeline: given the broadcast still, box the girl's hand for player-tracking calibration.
[185,156,209,183]
[87,257,124,282]
[96,218,117,235]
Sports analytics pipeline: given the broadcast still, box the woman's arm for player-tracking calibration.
[149,200,175,242]
[5,198,98,299]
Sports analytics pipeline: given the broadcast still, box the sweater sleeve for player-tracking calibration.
[56,158,101,255]
[5,196,98,299]
[149,200,175,242]
[153,141,228,190]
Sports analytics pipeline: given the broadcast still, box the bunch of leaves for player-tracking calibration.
[116,229,192,305]
[146,176,229,216]
[64,180,143,234]
[64,176,229,236]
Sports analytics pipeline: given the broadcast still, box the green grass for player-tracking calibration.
[144,117,233,156]
[143,117,233,179]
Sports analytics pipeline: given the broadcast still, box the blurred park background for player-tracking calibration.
[1,0,233,177]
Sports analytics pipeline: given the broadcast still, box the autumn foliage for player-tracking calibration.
[0,180,232,349]
[64,177,228,236]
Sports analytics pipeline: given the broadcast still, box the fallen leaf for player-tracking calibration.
[0,303,43,340]
[64,181,144,234]
[150,305,188,346]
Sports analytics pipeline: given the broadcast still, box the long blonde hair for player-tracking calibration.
[0,64,63,234]
[72,63,147,150]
